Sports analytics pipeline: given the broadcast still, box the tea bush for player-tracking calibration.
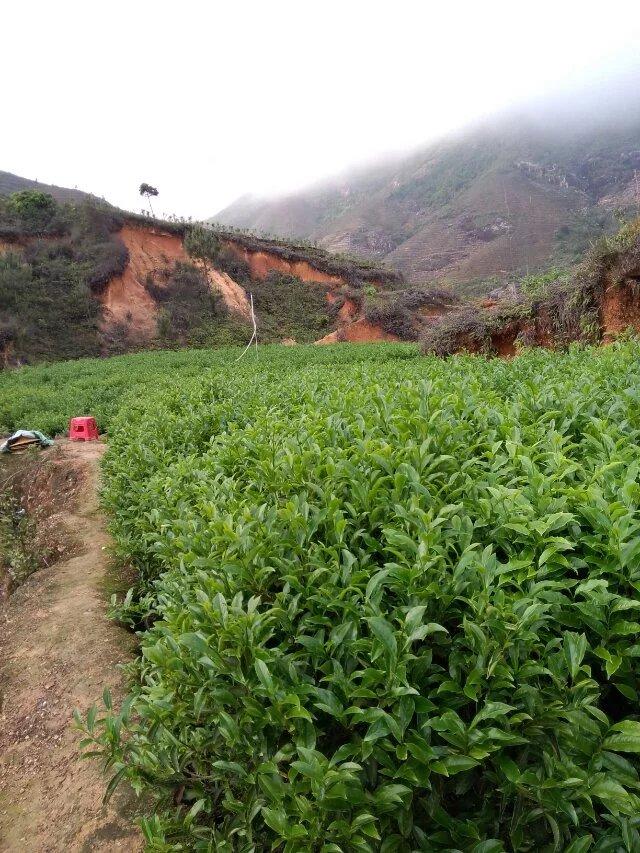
[79,341,640,850]
[0,344,418,436]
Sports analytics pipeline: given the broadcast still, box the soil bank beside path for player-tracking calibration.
[0,440,141,852]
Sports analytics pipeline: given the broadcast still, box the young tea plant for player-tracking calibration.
[74,340,640,851]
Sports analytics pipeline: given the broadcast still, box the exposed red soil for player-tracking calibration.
[439,246,640,358]
[0,441,140,852]
[100,226,251,339]
[600,274,640,340]
[223,240,345,285]
[201,265,251,320]
[315,318,399,345]
[337,298,359,323]
[491,325,519,358]
[528,307,555,349]
[219,245,392,342]
[100,225,168,338]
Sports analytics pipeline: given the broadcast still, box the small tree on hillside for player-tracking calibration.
[184,225,220,279]
[139,183,159,217]
[7,190,56,233]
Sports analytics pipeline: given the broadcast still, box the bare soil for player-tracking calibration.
[101,224,251,339]
[315,317,400,345]
[0,440,141,852]
[224,239,344,285]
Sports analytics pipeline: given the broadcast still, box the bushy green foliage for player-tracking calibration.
[0,348,241,435]
[0,344,418,437]
[183,225,221,267]
[249,273,332,342]
[146,262,222,342]
[184,228,337,343]
[421,301,532,357]
[598,219,640,256]
[366,288,459,341]
[423,218,640,356]
[5,190,57,233]
[0,196,128,363]
[519,267,568,298]
[74,341,640,850]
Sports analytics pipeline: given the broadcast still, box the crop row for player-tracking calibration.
[0,343,417,436]
[83,342,640,851]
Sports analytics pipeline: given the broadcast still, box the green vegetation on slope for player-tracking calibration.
[0,191,127,362]
[49,339,640,850]
[214,112,640,290]
[422,219,640,356]
[0,189,402,366]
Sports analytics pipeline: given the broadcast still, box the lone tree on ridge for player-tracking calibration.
[139,183,159,217]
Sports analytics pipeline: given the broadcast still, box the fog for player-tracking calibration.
[2,0,640,218]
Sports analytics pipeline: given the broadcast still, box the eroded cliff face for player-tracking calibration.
[100,225,171,336]
[100,225,252,340]
[600,272,640,340]
[315,318,400,345]
[99,227,385,343]
[428,241,640,358]
[222,239,396,344]
[1,219,398,352]
[222,240,345,285]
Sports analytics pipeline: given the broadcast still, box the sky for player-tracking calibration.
[2,0,640,219]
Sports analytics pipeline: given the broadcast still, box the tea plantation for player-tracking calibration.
[5,342,640,850]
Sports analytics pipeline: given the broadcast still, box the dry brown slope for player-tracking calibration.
[0,441,141,853]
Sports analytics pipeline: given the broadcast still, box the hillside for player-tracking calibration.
[0,188,406,365]
[0,170,98,206]
[214,111,640,295]
[421,218,640,356]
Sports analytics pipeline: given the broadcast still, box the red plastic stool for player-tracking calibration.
[69,416,100,441]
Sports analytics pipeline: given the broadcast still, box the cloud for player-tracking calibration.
[2,0,640,217]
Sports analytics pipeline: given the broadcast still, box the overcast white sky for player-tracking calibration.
[2,1,640,219]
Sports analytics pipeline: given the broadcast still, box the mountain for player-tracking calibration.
[0,170,98,205]
[214,99,640,295]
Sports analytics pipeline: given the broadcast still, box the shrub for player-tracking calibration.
[0,197,131,363]
[148,262,219,342]
[367,288,459,341]
[5,190,57,233]
[213,246,252,281]
[249,272,332,342]
[76,341,640,850]
[366,303,417,339]
[519,267,568,298]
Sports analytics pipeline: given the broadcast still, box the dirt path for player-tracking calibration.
[0,441,141,852]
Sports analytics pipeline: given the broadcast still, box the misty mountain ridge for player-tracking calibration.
[214,74,640,294]
[0,170,99,206]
